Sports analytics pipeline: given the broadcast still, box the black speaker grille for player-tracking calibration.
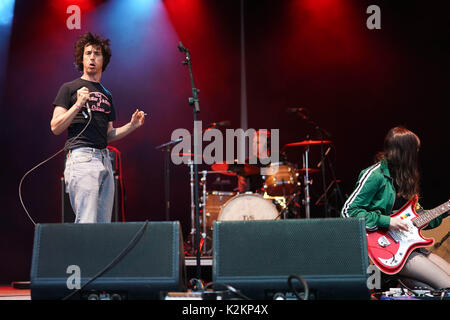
[33,222,178,279]
[214,218,367,277]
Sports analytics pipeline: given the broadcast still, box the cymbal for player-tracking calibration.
[178,152,203,158]
[296,168,320,174]
[211,163,260,176]
[209,163,237,176]
[284,140,332,148]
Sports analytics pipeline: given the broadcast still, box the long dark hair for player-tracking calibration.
[74,32,112,72]
[376,126,421,200]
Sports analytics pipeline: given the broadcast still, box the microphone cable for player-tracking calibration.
[19,106,92,226]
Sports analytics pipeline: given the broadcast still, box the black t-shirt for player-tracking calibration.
[53,78,116,150]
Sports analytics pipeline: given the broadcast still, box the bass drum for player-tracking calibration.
[218,193,279,222]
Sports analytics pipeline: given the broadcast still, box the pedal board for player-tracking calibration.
[380,288,450,300]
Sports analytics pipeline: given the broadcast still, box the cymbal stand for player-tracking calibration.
[155,138,183,221]
[201,170,208,255]
[302,146,312,218]
[291,108,331,218]
[188,159,195,253]
[187,166,209,255]
[276,191,301,220]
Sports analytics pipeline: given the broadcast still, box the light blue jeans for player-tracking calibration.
[64,147,114,223]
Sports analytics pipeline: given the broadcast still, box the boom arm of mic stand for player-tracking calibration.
[180,43,200,113]
[155,137,183,150]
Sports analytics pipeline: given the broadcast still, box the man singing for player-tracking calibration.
[50,32,146,223]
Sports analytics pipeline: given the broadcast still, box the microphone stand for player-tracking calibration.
[319,146,345,217]
[178,42,202,280]
[291,109,331,218]
[312,125,344,217]
[155,138,183,222]
[316,127,329,218]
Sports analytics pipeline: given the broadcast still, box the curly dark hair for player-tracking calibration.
[74,32,112,72]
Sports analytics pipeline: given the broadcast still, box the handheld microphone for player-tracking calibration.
[81,103,91,119]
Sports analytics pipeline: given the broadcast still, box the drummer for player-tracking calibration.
[237,130,283,193]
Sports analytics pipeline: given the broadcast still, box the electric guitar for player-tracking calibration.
[366,196,450,274]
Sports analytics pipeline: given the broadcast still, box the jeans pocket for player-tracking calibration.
[71,152,93,164]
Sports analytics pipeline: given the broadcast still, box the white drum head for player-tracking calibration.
[218,193,279,221]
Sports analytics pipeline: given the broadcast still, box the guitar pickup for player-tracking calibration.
[387,230,401,243]
[378,236,391,247]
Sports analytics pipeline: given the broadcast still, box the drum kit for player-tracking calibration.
[182,138,332,255]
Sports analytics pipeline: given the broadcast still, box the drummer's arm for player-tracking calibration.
[237,176,248,193]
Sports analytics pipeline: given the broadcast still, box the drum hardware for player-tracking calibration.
[188,160,196,254]
[197,169,237,255]
[315,179,342,206]
[200,171,208,255]
[155,137,184,222]
[303,145,312,219]
[314,179,345,218]
[263,192,288,210]
[188,164,303,256]
[177,152,204,160]
[296,168,320,174]
[283,140,332,148]
[264,185,291,220]
[275,191,302,220]
[282,139,332,219]
[211,162,260,177]
[286,106,336,217]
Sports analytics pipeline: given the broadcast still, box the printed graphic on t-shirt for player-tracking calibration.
[88,92,112,114]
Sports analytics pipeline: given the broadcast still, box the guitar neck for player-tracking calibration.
[414,200,450,228]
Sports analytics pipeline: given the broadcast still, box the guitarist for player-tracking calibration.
[341,126,450,289]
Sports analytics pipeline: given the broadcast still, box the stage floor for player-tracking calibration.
[0,285,30,300]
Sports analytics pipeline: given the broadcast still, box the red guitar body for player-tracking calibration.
[366,197,434,274]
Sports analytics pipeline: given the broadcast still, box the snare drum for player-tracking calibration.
[263,162,299,196]
[218,193,279,222]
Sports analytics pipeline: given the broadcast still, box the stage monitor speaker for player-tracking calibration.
[30,221,186,300]
[212,218,369,300]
